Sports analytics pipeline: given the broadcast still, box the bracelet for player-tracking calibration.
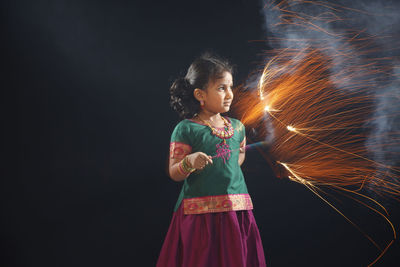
[181,156,196,174]
[178,160,190,176]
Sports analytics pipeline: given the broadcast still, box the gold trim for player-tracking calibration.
[183,194,253,215]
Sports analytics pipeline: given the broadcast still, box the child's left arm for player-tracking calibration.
[238,136,246,166]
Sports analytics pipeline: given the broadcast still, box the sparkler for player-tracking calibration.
[231,1,400,266]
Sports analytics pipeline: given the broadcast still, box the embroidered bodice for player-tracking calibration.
[169,117,252,214]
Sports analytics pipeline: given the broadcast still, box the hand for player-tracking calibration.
[186,152,213,170]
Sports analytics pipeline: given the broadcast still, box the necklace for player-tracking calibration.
[196,115,234,163]
[196,115,234,139]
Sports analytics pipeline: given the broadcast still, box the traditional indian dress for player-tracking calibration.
[157,117,266,267]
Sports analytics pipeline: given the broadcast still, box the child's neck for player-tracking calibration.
[196,111,224,126]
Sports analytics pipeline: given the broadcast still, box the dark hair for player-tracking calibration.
[170,52,234,119]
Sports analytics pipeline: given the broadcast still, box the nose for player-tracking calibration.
[226,88,233,100]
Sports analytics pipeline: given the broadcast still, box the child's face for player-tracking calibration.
[203,71,234,114]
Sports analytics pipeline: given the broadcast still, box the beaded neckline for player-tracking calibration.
[187,117,231,129]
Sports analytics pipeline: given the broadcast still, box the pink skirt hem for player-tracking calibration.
[157,203,266,267]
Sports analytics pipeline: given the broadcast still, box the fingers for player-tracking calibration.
[202,154,213,165]
[195,153,213,170]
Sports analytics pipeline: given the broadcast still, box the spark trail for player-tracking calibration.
[232,1,400,265]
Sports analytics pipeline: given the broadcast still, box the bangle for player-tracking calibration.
[178,160,190,176]
[181,156,196,174]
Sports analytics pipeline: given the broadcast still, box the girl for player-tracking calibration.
[157,53,266,267]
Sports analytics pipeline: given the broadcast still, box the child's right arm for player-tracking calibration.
[169,152,213,182]
[169,123,213,181]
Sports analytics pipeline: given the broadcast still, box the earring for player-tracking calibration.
[200,100,204,106]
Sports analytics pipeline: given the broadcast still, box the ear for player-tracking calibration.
[193,88,205,102]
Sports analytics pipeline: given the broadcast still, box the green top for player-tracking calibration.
[170,117,249,211]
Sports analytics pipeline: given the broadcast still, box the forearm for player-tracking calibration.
[169,161,191,182]
[169,155,199,182]
[238,136,246,166]
[238,152,245,166]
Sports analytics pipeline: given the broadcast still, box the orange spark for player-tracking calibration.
[233,1,400,265]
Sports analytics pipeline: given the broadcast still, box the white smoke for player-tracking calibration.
[259,0,400,194]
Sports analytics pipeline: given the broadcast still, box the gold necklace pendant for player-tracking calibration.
[197,115,234,140]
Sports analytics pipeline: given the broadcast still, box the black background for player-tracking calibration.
[3,0,400,266]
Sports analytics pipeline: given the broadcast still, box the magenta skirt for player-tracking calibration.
[157,203,266,267]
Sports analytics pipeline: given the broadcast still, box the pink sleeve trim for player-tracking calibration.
[170,142,192,160]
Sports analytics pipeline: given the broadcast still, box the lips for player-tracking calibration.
[224,102,231,106]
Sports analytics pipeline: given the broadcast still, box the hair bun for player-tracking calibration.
[170,77,192,99]
[170,77,196,118]
[172,77,191,91]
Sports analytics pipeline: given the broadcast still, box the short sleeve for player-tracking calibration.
[169,121,192,160]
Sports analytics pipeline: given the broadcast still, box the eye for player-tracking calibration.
[218,86,225,91]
